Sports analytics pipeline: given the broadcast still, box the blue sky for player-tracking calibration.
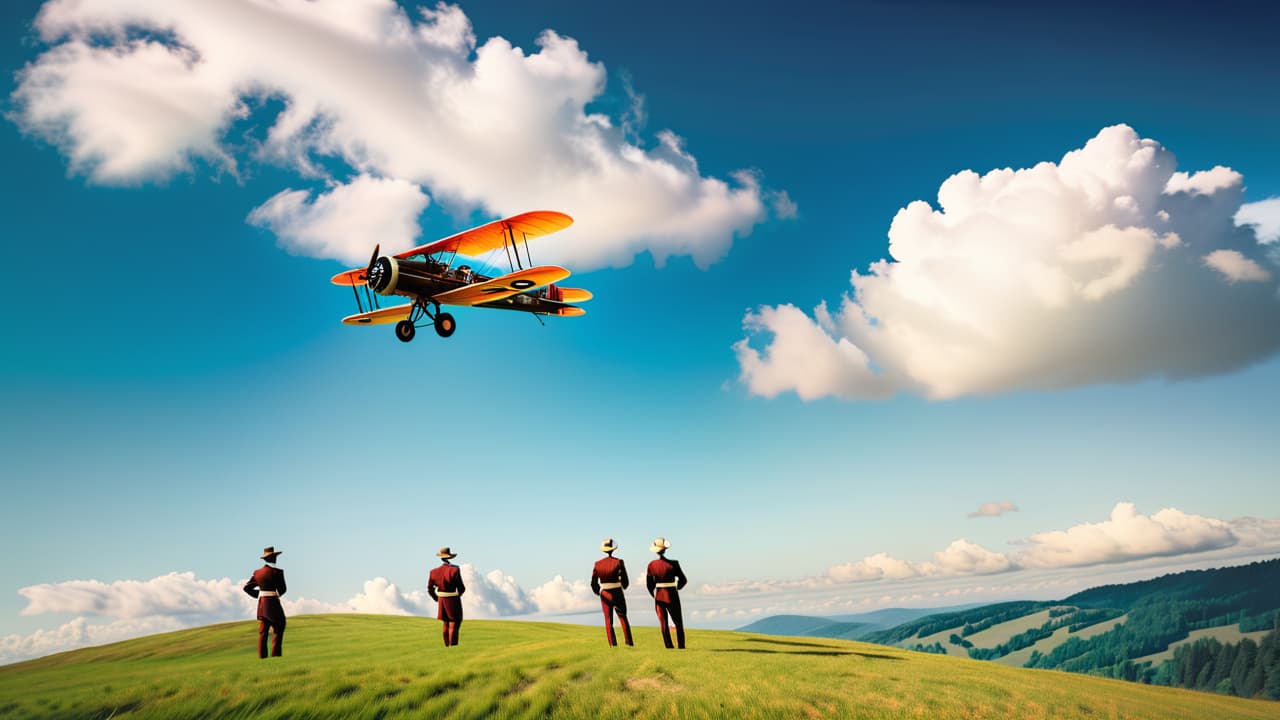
[2,1,1278,660]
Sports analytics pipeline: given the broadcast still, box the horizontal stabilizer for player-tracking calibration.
[555,287,593,303]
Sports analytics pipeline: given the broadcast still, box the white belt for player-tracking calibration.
[599,582,623,590]
[258,590,279,597]
[655,582,679,588]
[436,591,460,597]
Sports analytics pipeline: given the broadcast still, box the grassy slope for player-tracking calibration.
[1,615,1275,719]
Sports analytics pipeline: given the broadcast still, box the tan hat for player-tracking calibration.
[437,547,457,559]
[600,537,618,553]
[649,537,671,554]
[261,546,282,561]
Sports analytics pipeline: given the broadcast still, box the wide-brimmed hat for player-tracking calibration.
[437,547,457,559]
[261,546,282,560]
[650,537,671,554]
[600,537,618,553]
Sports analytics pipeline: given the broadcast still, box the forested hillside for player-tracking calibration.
[855,559,1280,700]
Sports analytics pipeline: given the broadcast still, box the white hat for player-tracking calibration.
[650,537,671,553]
[601,537,618,553]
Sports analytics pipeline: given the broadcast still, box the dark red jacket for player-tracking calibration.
[591,556,629,595]
[428,563,465,599]
[646,557,687,604]
[243,565,287,624]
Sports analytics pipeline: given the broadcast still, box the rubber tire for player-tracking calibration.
[395,320,416,343]
[434,312,456,338]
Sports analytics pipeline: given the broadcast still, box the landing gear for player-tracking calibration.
[434,312,456,338]
[394,301,455,342]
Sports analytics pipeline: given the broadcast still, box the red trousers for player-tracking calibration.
[655,598,684,649]
[600,590,632,646]
[258,619,284,658]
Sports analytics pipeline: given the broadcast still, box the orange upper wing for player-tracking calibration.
[331,268,367,286]
[434,265,570,307]
[395,211,573,259]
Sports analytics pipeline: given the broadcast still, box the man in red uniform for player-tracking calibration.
[243,545,287,658]
[427,547,466,647]
[645,537,688,649]
[590,537,633,647]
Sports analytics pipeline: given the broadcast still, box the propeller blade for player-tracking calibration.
[367,243,380,273]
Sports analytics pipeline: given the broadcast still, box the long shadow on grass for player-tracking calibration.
[737,638,904,661]
[714,642,904,660]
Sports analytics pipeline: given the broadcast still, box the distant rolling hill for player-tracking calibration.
[737,604,983,642]
[1,614,1276,719]
[735,615,874,640]
[848,559,1280,699]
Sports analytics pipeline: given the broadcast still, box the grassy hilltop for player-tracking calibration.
[1,615,1276,720]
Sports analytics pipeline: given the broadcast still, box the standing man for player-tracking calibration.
[645,537,688,649]
[427,547,466,647]
[590,537,633,647]
[243,545,287,658]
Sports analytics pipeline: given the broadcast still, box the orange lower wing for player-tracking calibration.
[342,304,413,325]
[434,265,570,307]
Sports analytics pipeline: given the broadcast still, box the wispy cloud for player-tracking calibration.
[969,501,1019,518]
[736,124,1280,401]
[12,0,777,268]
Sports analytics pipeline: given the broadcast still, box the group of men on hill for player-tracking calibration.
[241,537,689,657]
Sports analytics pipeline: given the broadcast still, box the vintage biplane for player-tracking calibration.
[331,210,591,342]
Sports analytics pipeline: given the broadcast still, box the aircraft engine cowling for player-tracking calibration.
[367,256,400,296]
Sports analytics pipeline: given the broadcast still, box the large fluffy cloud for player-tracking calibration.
[12,0,771,268]
[1017,502,1236,569]
[736,125,1280,400]
[2,564,596,665]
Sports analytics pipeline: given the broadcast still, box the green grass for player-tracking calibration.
[0,614,1275,719]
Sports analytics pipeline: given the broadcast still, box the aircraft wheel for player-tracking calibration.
[434,312,456,338]
[395,320,416,342]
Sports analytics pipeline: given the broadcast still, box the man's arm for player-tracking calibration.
[590,567,601,596]
[457,570,466,596]
[620,561,630,590]
[243,574,259,599]
[277,569,287,596]
[674,561,688,591]
[646,570,656,598]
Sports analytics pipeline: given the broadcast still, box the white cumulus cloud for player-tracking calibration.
[1235,197,1280,243]
[247,175,431,264]
[1016,502,1238,569]
[736,124,1280,401]
[12,0,774,269]
[699,503,1275,598]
